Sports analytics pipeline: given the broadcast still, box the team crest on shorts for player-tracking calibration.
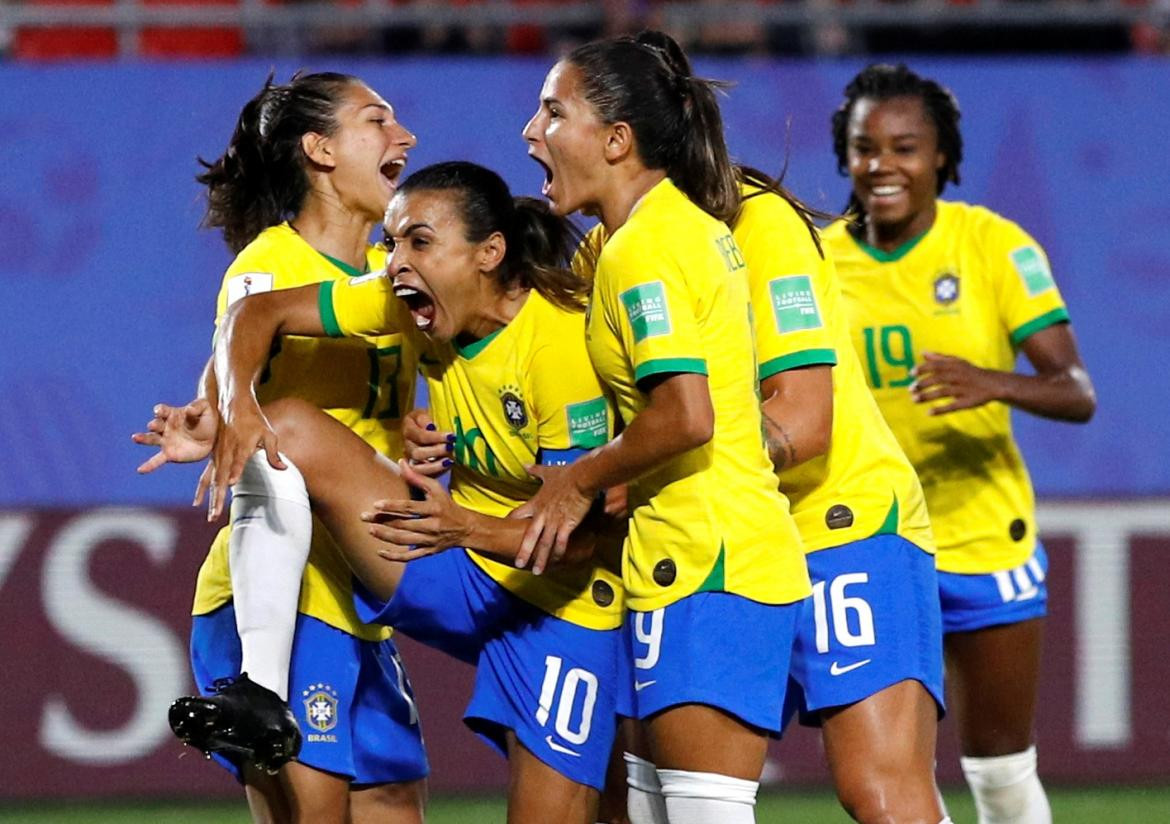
[302,683,340,734]
[933,272,960,305]
[499,384,528,431]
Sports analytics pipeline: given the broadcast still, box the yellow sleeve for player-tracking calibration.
[989,217,1070,347]
[214,243,289,324]
[737,194,838,380]
[318,272,403,339]
[529,323,613,453]
[600,240,707,386]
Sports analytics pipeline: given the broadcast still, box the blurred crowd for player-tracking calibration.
[3,0,1170,59]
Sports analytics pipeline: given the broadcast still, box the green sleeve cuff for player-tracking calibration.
[1010,307,1070,347]
[634,357,708,385]
[758,348,837,381]
[318,281,343,338]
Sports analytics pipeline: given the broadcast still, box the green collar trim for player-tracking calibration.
[454,325,505,359]
[854,230,929,263]
[320,252,367,278]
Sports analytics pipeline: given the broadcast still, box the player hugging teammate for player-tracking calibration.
[138,40,1093,824]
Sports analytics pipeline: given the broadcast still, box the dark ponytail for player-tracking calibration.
[566,30,740,224]
[398,161,589,311]
[831,63,963,221]
[197,71,360,254]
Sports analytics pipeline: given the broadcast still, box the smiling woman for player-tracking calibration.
[825,63,1096,824]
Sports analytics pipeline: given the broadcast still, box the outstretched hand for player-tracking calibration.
[362,460,473,561]
[911,351,1004,415]
[131,399,219,474]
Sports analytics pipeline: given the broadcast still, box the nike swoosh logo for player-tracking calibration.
[545,735,581,757]
[830,659,872,676]
[634,680,657,691]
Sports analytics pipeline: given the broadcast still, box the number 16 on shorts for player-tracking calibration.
[812,573,876,661]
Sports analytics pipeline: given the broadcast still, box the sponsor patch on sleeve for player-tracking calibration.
[225,272,274,306]
[620,281,672,343]
[566,396,609,448]
[1010,246,1055,296]
[768,275,823,332]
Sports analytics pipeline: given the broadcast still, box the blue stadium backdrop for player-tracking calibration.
[1,58,1166,505]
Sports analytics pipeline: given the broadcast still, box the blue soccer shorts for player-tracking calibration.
[618,590,802,734]
[190,603,429,785]
[782,534,945,729]
[353,548,620,790]
[938,542,1049,634]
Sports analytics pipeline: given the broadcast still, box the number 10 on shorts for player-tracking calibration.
[812,573,876,654]
[536,656,599,745]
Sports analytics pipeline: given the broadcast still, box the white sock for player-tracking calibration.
[960,746,1051,824]
[625,752,668,824]
[229,452,312,702]
[940,818,955,823]
[657,768,758,824]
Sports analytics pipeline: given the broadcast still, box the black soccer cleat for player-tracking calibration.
[168,673,302,774]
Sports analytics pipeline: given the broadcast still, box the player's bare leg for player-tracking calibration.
[242,764,292,824]
[350,778,428,824]
[263,397,408,600]
[646,704,766,822]
[945,618,1043,756]
[821,679,945,823]
[505,731,600,824]
[947,617,1050,823]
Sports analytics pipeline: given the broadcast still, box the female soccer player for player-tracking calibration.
[134,72,426,823]
[825,64,1096,824]
[519,32,811,823]
[735,166,947,824]
[157,161,626,824]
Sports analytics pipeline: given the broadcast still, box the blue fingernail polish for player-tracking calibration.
[445,442,454,453]
[446,433,457,444]
[443,459,453,467]
[426,423,436,431]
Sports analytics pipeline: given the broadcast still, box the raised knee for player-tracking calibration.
[262,397,318,444]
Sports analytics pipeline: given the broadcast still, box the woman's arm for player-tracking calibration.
[760,365,834,472]
[514,371,714,573]
[206,284,327,517]
[363,462,602,566]
[910,323,1096,422]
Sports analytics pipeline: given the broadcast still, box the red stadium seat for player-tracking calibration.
[138,0,244,57]
[12,0,119,59]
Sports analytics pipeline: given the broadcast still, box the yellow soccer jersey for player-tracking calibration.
[584,178,810,612]
[322,276,625,631]
[736,186,933,556]
[827,200,1070,574]
[192,223,416,642]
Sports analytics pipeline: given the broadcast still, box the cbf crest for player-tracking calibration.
[302,683,340,734]
[499,384,528,432]
[933,272,960,305]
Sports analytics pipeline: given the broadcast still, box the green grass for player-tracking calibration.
[2,787,1169,823]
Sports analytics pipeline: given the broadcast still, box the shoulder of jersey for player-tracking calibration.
[937,200,1019,243]
[738,187,815,238]
[228,223,302,271]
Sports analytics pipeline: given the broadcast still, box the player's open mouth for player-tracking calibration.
[393,283,436,332]
[530,154,554,197]
[381,157,407,191]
